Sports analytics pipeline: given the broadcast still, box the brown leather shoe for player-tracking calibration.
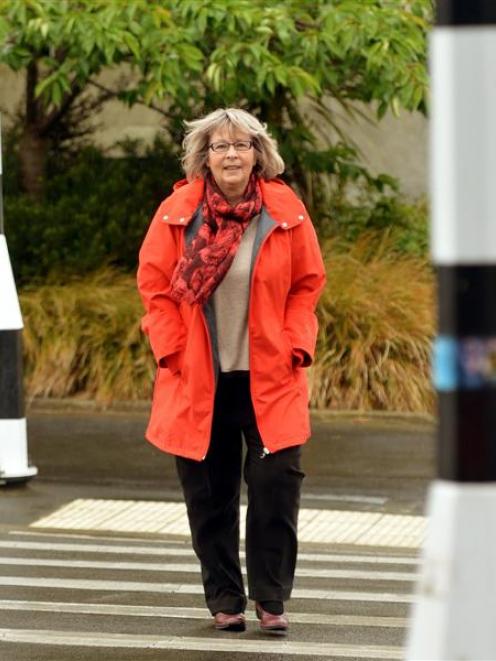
[213,612,246,632]
[255,603,288,634]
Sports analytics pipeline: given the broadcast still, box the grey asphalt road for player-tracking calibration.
[0,401,435,661]
[6,402,435,514]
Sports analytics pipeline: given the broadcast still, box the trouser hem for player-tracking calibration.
[248,587,292,602]
[208,595,248,616]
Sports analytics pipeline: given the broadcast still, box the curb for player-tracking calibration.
[26,397,435,423]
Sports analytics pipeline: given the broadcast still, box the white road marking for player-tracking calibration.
[0,556,416,581]
[303,493,388,505]
[9,529,187,545]
[0,599,408,628]
[0,627,403,658]
[0,539,420,565]
[0,576,412,603]
[29,498,426,547]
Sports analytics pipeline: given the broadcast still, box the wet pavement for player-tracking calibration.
[0,400,436,661]
[2,403,436,534]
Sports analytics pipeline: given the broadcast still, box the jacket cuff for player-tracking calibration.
[292,348,312,368]
[158,350,183,375]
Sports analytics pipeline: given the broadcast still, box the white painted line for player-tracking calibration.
[0,539,420,565]
[0,556,416,582]
[0,600,408,628]
[0,628,404,658]
[8,529,187,545]
[0,539,195,557]
[0,576,412,603]
[29,498,426,547]
[299,552,418,566]
[303,493,388,505]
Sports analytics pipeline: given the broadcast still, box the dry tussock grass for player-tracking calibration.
[309,234,435,412]
[20,238,435,411]
[20,269,154,404]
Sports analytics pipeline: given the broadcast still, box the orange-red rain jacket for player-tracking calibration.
[137,177,326,461]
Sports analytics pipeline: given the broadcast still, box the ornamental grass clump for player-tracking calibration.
[20,237,435,411]
[20,269,154,404]
[310,233,435,412]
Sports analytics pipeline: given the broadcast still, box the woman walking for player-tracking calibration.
[137,108,326,634]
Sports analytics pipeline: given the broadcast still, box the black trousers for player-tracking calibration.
[175,372,305,615]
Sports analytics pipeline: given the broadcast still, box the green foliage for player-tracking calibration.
[0,0,432,208]
[166,0,432,209]
[3,131,427,284]
[0,0,203,109]
[4,136,182,284]
[323,187,429,258]
[173,0,431,115]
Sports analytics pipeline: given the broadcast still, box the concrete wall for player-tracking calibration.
[0,65,427,198]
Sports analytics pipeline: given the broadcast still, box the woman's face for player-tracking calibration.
[206,126,256,202]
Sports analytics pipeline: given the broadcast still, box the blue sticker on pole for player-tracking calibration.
[433,335,496,391]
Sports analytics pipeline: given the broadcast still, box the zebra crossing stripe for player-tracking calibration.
[0,556,416,582]
[0,537,420,565]
[0,600,408,628]
[0,628,403,658]
[0,576,412,603]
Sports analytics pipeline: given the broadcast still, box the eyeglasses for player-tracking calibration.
[208,140,254,153]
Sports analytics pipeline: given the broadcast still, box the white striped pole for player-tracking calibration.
[407,2,496,658]
[0,114,37,484]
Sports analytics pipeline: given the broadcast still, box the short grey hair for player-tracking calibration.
[181,108,285,181]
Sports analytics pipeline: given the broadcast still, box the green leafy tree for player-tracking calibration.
[169,0,432,219]
[0,0,203,198]
[0,0,432,208]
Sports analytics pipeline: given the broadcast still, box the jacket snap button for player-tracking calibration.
[282,222,288,229]
[298,214,304,220]
[179,217,185,223]
[162,214,169,220]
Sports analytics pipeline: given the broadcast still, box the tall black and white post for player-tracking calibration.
[407,2,496,658]
[0,114,37,484]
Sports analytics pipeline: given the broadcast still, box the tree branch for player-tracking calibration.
[88,79,175,119]
[38,80,83,136]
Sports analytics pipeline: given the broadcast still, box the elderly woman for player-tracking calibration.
[137,108,325,634]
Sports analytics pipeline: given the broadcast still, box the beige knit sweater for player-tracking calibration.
[212,215,259,372]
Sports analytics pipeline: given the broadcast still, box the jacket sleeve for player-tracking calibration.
[284,216,326,367]
[137,203,187,367]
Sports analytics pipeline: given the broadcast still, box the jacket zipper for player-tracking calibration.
[248,222,279,458]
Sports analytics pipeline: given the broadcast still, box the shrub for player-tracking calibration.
[20,269,154,404]
[319,187,429,259]
[20,237,435,412]
[4,127,429,288]
[4,137,182,285]
[310,233,435,412]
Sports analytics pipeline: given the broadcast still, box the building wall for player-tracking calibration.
[0,65,427,198]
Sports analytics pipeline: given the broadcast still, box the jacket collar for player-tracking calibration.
[160,177,308,229]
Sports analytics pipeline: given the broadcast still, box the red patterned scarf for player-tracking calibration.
[169,173,262,305]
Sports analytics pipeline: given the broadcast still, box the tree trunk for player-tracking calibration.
[19,127,49,201]
[19,61,49,200]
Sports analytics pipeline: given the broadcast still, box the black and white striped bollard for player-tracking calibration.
[0,114,37,484]
[407,2,496,658]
